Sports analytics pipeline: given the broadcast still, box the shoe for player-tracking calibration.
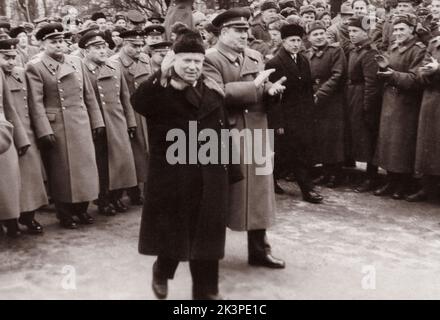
[274,182,285,194]
[354,179,375,193]
[4,220,21,238]
[130,195,144,206]
[59,218,78,229]
[302,190,323,204]
[18,218,44,234]
[406,189,428,202]
[313,175,328,185]
[111,199,128,213]
[152,262,168,299]
[76,212,94,225]
[373,183,395,196]
[248,254,285,269]
[391,186,406,200]
[99,204,117,216]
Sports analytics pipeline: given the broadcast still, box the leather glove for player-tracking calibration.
[18,145,30,156]
[93,127,105,140]
[38,134,56,150]
[128,127,136,139]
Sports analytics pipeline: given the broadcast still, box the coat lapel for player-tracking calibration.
[97,63,115,80]
[58,58,77,80]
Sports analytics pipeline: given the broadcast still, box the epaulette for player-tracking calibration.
[205,47,218,56]
[415,41,426,49]
[244,47,263,62]
[138,53,150,64]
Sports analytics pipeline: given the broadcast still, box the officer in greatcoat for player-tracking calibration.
[0,68,29,237]
[0,38,47,234]
[305,21,347,188]
[26,23,105,229]
[405,37,440,201]
[79,30,138,215]
[109,30,151,206]
[203,8,286,269]
[373,13,426,199]
[345,15,382,193]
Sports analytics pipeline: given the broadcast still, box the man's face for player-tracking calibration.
[302,13,316,25]
[96,18,107,31]
[106,21,114,31]
[150,19,162,25]
[43,37,65,59]
[0,53,17,73]
[123,41,144,60]
[282,35,302,54]
[321,14,332,28]
[397,2,414,14]
[348,26,369,44]
[308,28,327,47]
[115,19,127,28]
[220,27,248,52]
[86,43,108,64]
[17,32,28,47]
[431,0,440,19]
[268,29,282,46]
[151,49,168,66]
[353,1,369,16]
[173,52,204,84]
[315,7,325,16]
[262,9,278,24]
[393,22,414,43]
[112,31,122,47]
[146,34,163,46]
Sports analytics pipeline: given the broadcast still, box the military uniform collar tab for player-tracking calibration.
[217,41,243,63]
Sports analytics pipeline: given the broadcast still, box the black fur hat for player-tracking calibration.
[173,29,205,55]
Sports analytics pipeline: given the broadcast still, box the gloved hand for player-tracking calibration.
[18,145,30,156]
[93,127,105,140]
[38,134,56,150]
[128,127,136,139]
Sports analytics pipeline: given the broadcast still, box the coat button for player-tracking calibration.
[62,107,66,110]
[102,101,106,105]
[244,109,248,113]
[61,98,64,101]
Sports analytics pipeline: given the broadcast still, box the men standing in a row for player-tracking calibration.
[204,8,286,269]
[306,21,347,188]
[0,67,29,237]
[266,23,324,203]
[373,13,426,199]
[26,23,105,229]
[79,30,138,215]
[110,30,151,206]
[0,38,47,234]
[346,16,382,193]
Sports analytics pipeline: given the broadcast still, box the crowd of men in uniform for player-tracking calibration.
[2,0,440,299]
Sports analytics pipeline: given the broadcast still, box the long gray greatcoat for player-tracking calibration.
[306,42,347,165]
[83,58,137,191]
[415,37,440,175]
[346,40,382,163]
[0,70,29,220]
[132,72,232,260]
[109,50,151,183]
[6,67,48,213]
[374,37,426,173]
[26,53,105,203]
[203,41,276,231]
